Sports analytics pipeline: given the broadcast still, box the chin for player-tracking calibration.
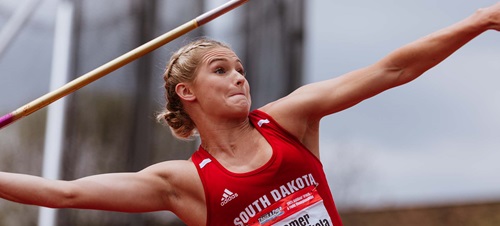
[231,99,251,109]
[224,98,251,115]
[229,104,251,117]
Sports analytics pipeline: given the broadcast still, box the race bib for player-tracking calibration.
[247,186,333,226]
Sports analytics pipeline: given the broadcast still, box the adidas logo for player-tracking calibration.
[220,189,238,206]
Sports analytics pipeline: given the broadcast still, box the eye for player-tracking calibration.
[237,68,246,76]
[214,67,226,74]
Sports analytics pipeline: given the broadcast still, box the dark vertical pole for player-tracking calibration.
[243,0,305,108]
[126,0,157,172]
[125,1,157,225]
[282,1,305,94]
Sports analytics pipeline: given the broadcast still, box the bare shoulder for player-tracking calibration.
[260,83,324,121]
[260,87,321,130]
[141,159,202,196]
[141,159,206,224]
[143,159,197,177]
[259,96,321,156]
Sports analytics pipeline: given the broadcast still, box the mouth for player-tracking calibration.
[229,92,245,97]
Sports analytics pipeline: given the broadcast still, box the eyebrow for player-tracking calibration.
[208,57,242,66]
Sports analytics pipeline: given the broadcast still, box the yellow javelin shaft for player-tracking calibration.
[0,0,249,129]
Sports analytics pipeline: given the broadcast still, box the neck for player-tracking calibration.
[199,121,272,173]
[192,110,273,173]
[185,102,256,155]
[198,116,254,155]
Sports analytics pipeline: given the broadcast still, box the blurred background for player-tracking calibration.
[0,0,499,225]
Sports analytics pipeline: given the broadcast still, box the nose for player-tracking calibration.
[235,71,246,86]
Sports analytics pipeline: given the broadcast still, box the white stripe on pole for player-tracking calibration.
[38,1,74,226]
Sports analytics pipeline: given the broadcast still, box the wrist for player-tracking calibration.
[472,7,497,31]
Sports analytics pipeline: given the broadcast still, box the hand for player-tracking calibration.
[479,2,500,31]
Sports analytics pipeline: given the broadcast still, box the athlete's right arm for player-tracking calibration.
[0,160,202,214]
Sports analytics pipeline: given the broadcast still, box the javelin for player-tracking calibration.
[0,0,249,129]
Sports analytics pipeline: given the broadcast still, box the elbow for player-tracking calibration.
[378,59,428,87]
[393,68,415,87]
[380,64,420,88]
[53,191,78,209]
[39,182,79,209]
[376,52,417,84]
[394,68,426,86]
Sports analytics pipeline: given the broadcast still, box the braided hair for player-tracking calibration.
[157,38,231,139]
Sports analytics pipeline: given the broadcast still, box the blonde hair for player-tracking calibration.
[157,38,231,139]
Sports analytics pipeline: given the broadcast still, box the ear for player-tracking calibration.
[175,83,196,101]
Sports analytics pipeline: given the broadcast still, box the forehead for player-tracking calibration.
[200,47,240,65]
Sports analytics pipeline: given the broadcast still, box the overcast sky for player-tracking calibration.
[305,0,500,208]
[1,0,499,210]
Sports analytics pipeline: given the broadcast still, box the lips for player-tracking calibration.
[229,92,245,97]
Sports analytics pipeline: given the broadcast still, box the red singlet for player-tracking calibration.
[191,110,343,226]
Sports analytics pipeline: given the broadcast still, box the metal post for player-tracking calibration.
[38,0,75,225]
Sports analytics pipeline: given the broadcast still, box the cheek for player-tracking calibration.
[196,78,218,93]
[245,83,251,95]
[198,82,224,102]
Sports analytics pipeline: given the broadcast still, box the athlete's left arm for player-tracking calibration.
[263,3,499,152]
[302,4,499,118]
